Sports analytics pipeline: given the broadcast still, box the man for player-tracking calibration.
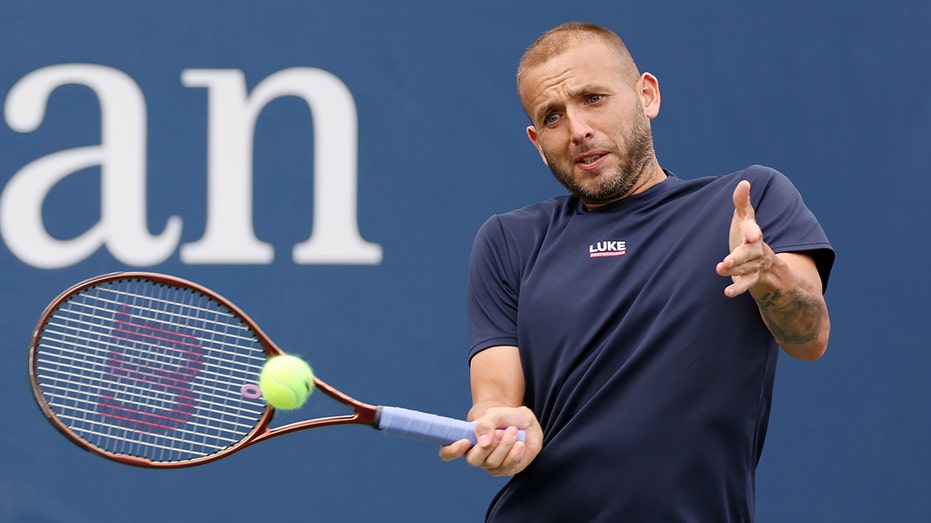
[440,22,833,522]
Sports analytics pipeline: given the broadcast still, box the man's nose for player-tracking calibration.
[565,109,593,144]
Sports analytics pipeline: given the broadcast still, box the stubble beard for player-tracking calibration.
[546,113,656,207]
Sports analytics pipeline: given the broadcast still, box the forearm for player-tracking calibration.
[751,252,830,360]
[754,286,829,359]
[470,345,526,410]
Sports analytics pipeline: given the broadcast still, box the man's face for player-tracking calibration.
[519,40,659,206]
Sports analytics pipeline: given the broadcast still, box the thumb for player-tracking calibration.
[733,180,754,221]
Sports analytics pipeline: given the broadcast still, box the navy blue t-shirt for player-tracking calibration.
[467,165,834,522]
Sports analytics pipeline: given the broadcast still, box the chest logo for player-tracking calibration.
[589,240,627,258]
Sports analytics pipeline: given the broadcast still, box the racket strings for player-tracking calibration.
[33,279,268,464]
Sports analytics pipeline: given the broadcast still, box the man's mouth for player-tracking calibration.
[578,154,604,165]
[576,152,608,168]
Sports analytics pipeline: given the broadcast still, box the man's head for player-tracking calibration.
[517,22,663,207]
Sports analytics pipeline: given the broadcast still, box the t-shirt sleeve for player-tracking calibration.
[467,215,520,360]
[747,165,835,291]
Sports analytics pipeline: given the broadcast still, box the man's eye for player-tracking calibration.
[544,114,559,124]
[587,94,603,104]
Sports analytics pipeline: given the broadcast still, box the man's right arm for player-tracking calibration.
[439,345,544,477]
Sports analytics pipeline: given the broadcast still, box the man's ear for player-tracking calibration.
[526,125,549,165]
[639,73,661,119]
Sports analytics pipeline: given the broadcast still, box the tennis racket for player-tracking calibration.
[28,272,524,468]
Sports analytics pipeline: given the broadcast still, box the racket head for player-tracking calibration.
[28,272,279,468]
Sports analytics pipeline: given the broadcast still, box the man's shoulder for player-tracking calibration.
[676,164,784,186]
[670,164,794,202]
[503,195,573,218]
[480,195,572,231]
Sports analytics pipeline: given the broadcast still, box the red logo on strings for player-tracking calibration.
[97,307,205,432]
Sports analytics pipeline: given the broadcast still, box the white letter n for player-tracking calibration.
[179,68,382,265]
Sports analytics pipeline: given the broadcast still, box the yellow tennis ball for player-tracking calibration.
[259,355,314,410]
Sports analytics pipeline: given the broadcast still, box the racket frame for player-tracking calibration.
[28,272,384,468]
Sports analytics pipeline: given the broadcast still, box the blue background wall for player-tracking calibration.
[1,1,928,521]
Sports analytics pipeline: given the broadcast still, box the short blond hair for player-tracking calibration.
[517,22,640,90]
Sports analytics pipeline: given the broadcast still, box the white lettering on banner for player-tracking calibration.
[2,64,183,269]
[1,64,383,269]
[180,68,382,265]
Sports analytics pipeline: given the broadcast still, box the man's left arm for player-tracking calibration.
[716,180,831,360]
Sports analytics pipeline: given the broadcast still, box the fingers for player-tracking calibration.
[437,428,526,475]
[438,438,473,462]
[441,406,543,477]
[718,268,752,298]
[718,241,777,299]
[717,243,764,297]
[466,425,526,477]
[717,230,764,275]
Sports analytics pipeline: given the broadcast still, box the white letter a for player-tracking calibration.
[2,64,182,268]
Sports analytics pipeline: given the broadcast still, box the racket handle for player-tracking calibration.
[376,406,527,446]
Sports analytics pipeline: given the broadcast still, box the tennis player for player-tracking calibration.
[440,22,833,522]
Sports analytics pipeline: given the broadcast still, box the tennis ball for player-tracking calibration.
[259,355,314,410]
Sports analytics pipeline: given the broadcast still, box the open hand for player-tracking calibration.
[716,180,775,297]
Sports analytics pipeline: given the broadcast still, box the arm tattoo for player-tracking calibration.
[755,288,824,345]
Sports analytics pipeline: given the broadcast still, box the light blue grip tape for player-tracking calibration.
[377,406,527,446]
